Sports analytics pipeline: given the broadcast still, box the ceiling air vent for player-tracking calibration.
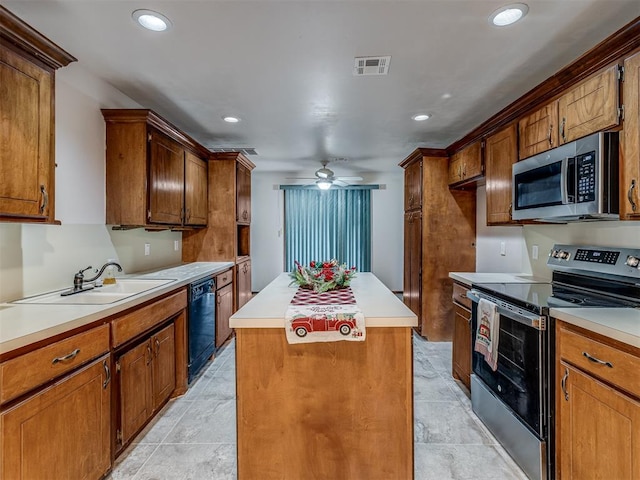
[353,56,391,76]
[210,147,258,155]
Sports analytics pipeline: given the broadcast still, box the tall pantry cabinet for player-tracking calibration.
[182,152,255,339]
[400,149,476,341]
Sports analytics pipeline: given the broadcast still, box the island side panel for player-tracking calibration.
[236,326,413,479]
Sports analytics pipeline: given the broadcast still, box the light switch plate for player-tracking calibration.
[500,242,506,256]
[532,245,539,260]
[144,243,150,256]
[174,240,180,251]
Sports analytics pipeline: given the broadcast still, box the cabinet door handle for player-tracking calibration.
[583,351,613,368]
[146,344,152,365]
[548,125,553,147]
[39,185,49,215]
[155,338,160,358]
[628,180,637,213]
[462,163,467,178]
[52,348,80,364]
[561,367,569,401]
[560,117,567,143]
[103,360,111,389]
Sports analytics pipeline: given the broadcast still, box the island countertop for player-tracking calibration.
[230,272,418,328]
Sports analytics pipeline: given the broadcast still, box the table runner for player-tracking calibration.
[285,287,366,344]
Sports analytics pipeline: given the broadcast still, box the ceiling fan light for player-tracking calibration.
[316,179,333,190]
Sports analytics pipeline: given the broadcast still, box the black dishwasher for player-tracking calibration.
[188,276,216,383]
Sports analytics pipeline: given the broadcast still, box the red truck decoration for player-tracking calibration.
[291,313,360,338]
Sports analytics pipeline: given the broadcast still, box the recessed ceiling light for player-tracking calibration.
[412,114,431,122]
[489,3,529,27]
[223,116,241,123]
[132,9,172,32]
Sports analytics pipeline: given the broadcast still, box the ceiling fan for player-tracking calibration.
[286,160,363,189]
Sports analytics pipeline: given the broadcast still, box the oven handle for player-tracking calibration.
[467,290,546,330]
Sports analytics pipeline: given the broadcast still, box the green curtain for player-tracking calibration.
[284,188,371,272]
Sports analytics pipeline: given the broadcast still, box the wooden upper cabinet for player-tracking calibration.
[236,163,252,223]
[558,63,620,145]
[184,151,208,226]
[621,51,640,220]
[0,7,75,223]
[485,124,518,225]
[518,101,559,160]
[102,109,209,228]
[404,160,422,211]
[448,141,482,186]
[148,131,184,225]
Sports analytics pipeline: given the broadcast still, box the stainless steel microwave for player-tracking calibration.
[512,132,619,222]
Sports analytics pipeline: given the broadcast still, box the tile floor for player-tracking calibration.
[108,334,528,479]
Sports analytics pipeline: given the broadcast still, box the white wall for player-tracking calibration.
[250,171,405,292]
[475,185,640,279]
[0,64,182,302]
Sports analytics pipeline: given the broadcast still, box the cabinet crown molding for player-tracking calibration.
[399,148,447,168]
[0,6,76,70]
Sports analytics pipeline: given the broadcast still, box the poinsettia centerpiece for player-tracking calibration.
[290,259,357,293]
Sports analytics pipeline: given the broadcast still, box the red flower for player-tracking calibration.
[310,261,316,267]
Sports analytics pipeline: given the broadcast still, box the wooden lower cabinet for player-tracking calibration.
[117,322,175,449]
[236,259,252,310]
[403,210,422,317]
[1,355,111,480]
[556,321,640,479]
[216,282,234,348]
[452,304,471,390]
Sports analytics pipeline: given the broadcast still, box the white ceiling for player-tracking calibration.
[4,1,639,177]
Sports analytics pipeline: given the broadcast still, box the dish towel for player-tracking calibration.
[285,287,366,344]
[474,298,500,371]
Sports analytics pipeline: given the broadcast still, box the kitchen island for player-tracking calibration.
[230,273,417,479]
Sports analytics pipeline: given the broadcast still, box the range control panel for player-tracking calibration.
[548,244,640,279]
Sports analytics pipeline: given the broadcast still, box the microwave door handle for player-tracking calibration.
[561,157,569,204]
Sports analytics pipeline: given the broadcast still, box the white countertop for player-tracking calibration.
[230,272,417,328]
[551,307,640,349]
[0,262,234,356]
[449,272,549,286]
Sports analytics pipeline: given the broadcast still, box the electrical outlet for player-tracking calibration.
[532,245,539,260]
[500,241,506,256]
[174,240,180,251]
[144,243,150,256]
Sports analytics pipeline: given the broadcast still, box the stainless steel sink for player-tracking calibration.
[13,278,176,305]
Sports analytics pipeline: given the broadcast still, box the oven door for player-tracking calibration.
[469,291,546,437]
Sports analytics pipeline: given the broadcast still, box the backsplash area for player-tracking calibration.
[0,224,181,303]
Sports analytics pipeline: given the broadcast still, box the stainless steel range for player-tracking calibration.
[468,244,640,480]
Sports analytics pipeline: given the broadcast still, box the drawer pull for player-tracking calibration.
[103,360,111,389]
[561,368,569,401]
[583,351,613,368]
[155,338,160,358]
[52,348,80,364]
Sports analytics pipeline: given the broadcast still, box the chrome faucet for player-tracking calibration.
[66,262,123,295]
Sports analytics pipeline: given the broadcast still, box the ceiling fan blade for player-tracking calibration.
[335,176,363,182]
[284,177,318,180]
[333,179,349,187]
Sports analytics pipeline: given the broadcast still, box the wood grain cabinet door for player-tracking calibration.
[151,323,176,411]
[485,124,518,225]
[621,51,640,220]
[216,283,234,348]
[0,47,53,221]
[403,211,422,320]
[404,160,422,210]
[236,260,252,310]
[236,163,252,223]
[118,340,152,446]
[557,362,640,480]
[558,64,620,145]
[518,101,559,160]
[452,304,471,390]
[1,355,111,480]
[448,156,463,185]
[148,131,185,225]
[184,151,208,226]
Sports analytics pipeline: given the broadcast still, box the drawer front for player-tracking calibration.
[557,324,640,397]
[452,282,471,310]
[0,323,110,404]
[112,289,187,348]
[216,269,233,289]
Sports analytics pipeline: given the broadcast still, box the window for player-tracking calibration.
[284,187,372,272]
